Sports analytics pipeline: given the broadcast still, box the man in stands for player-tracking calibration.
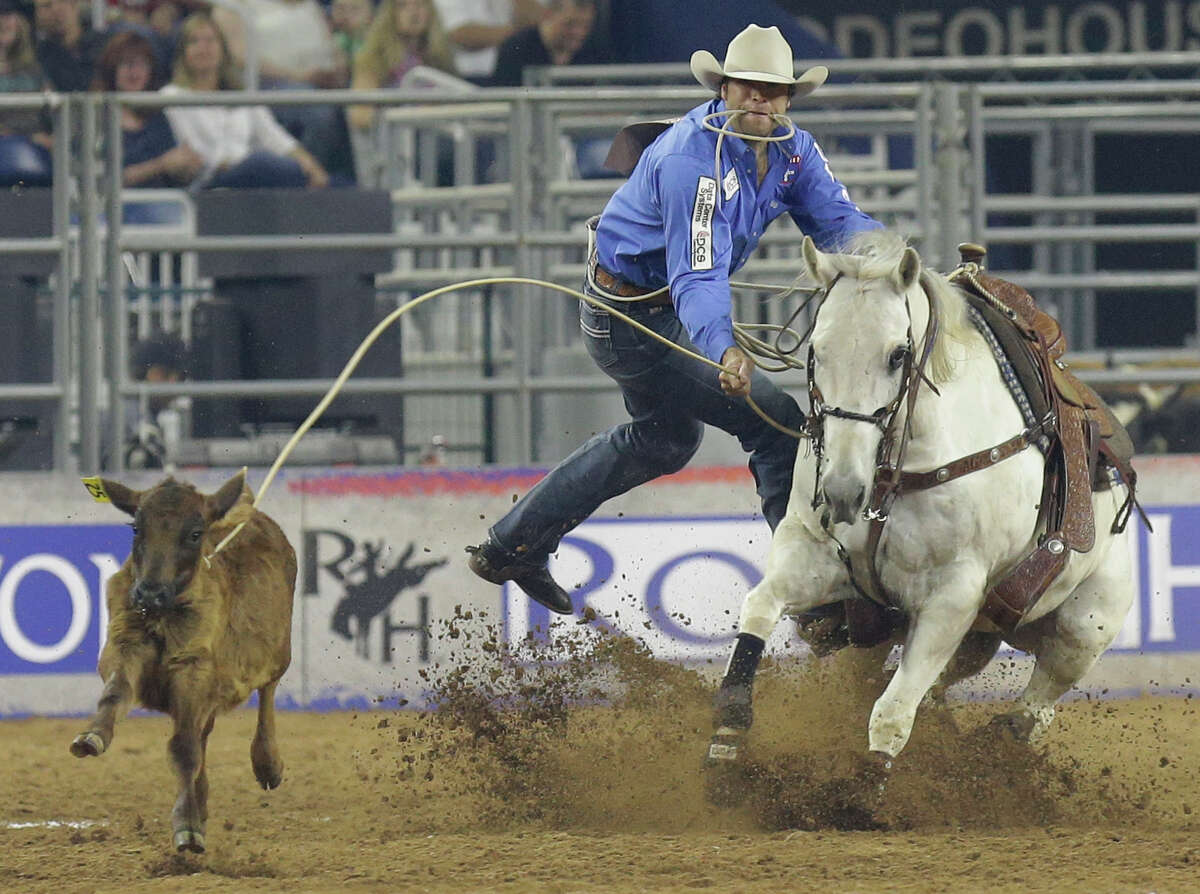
[34,0,104,90]
[432,0,543,85]
[490,0,610,87]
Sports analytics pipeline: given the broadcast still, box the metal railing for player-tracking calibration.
[3,61,1200,472]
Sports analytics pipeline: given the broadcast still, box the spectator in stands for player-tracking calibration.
[107,0,176,66]
[162,12,330,188]
[149,0,186,45]
[491,0,608,87]
[330,0,373,71]
[123,331,190,469]
[212,0,353,180]
[0,0,53,186]
[92,30,202,189]
[432,0,543,85]
[347,0,455,131]
[34,0,104,90]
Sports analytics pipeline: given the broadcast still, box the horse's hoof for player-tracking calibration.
[173,828,206,853]
[988,711,1036,743]
[712,683,753,730]
[69,732,105,758]
[863,750,893,796]
[703,728,748,808]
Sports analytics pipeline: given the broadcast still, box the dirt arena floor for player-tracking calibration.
[3,637,1198,894]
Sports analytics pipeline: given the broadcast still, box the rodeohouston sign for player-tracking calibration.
[773,0,1200,57]
[0,467,1197,717]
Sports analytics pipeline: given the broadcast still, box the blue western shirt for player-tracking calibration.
[595,99,882,363]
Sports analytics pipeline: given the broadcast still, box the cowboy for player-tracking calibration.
[468,24,882,615]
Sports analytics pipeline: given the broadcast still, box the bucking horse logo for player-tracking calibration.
[328,539,446,659]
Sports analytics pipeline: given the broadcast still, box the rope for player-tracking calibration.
[203,275,811,563]
[207,114,817,561]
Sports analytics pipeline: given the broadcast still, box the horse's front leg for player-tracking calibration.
[868,579,983,758]
[713,516,848,730]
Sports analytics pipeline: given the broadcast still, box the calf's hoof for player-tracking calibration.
[173,828,206,853]
[69,732,106,758]
[254,760,284,791]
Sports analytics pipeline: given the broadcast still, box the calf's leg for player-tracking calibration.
[195,714,216,825]
[167,673,212,853]
[70,645,154,757]
[251,678,285,790]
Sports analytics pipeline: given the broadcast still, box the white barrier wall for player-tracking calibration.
[1,455,1198,717]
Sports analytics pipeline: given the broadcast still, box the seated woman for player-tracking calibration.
[348,0,457,132]
[161,13,329,189]
[0,0,52,187]
[93,30,204,190]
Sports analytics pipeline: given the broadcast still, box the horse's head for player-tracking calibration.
[101,471,246,613]
[803,232,949,525]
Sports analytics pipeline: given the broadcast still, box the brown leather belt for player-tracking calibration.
[592,265,672,306]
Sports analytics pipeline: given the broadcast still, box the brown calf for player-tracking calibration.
[69,470,297,853]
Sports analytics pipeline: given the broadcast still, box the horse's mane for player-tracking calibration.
[831,231,971,385]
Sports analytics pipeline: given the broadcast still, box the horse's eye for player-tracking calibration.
[130,522,139,535]
[189,529,203,544]
[888,346,910,371]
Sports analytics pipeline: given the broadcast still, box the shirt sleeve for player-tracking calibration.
[162,100,222,167]
[431,0,478,31]
[656,152,737,364]
[785,136,883,251]
[249,106,299,156]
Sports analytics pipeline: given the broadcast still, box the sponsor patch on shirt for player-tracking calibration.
[722,167,740,201]
[782,154,801,185]
[691,176,717,270]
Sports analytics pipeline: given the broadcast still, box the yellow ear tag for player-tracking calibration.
[81,476,111,503]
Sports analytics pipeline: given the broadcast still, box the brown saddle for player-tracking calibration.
[948,251,1144,632]
[828,247,1146,648]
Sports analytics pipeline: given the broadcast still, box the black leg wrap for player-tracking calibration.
[713,635,764,730]
[723,633,764,687]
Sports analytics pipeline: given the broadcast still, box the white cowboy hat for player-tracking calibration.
[690,24,828,97]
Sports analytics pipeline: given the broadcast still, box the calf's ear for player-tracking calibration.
[205,469,247,522]
[101,479,141,517]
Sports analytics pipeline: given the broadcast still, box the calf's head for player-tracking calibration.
[101,472,246,613]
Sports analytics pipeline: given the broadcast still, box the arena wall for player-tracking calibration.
[1,455,1197,717]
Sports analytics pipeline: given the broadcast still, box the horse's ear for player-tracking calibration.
[205,469,247,522]
[802,236,836,286]
[101,479,141,517]
[897,246,921,291]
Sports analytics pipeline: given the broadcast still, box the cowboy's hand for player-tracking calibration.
[719,346,754,397]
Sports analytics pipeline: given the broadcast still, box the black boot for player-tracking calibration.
[466,539,573,614]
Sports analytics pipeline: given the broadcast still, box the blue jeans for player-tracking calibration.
[490,282,805,565]
[207,151,307,189]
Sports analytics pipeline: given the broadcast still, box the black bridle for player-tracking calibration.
[806,273,940,523]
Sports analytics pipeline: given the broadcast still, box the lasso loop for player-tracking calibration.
[204,275,814,561]
[205,106,814,561]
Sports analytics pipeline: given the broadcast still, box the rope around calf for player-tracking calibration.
[203,274,815,563]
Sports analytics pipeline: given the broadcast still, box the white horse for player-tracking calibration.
[709,231,1135,772]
